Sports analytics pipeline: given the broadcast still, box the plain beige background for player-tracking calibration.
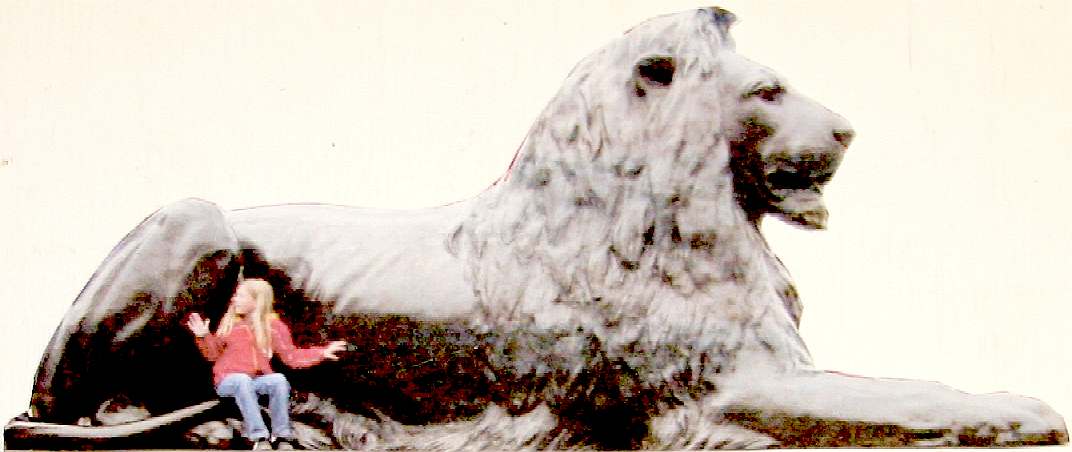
[2,0,1069,445]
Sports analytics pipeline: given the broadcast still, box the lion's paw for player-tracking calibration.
[923,392,1069,446]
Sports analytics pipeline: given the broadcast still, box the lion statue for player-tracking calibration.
[6,7,1067,449]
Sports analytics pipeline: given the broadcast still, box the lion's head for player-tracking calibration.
[462,6,852,316]
[496,8,853,230]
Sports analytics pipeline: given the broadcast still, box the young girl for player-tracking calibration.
[186,278,346,450]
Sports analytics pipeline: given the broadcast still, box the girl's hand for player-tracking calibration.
[323,340,348,360]
[186,313,211,338]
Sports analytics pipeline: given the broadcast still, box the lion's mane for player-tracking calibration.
[448,8,811,441]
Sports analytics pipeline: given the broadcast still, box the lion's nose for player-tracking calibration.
[832,129,855,148]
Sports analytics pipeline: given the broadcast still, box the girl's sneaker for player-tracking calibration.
[252,439,272,450]
[272,438,296,450]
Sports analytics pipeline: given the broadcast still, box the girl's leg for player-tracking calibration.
[216,374,269,441]
[253,373,294,439]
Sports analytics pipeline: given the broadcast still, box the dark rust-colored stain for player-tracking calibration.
[608,245,640,271]
[669,221,682,244]
[634,80,647,98]
[689,231,718,251]
[574,189,604,209]
[723,410,1067,447]
[726,410,927,447]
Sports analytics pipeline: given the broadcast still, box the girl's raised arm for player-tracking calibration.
[186,313,222,361]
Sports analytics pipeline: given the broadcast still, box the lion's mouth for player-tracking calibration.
[728,117,847,230]
[765,150,843,230]
[767,169,828,191]
[764,150,839,189]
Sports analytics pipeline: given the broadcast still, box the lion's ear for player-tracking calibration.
[634,55,675,97]
[704,7,737,49]
[707,7,736,34]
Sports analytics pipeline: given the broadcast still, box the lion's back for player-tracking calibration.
[225,202,478,317]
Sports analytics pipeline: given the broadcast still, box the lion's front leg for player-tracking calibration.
[651,370,1067,448]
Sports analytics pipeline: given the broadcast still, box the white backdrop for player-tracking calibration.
[2,0,1069,443]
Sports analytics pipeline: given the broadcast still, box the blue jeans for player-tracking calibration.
[216,373,294,441]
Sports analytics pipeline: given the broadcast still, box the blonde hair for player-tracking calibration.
[216,278,277,357]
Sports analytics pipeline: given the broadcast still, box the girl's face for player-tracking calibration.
[231,284,256,315]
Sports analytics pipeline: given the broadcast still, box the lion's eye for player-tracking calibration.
[745,84,784,102]
[636,55,676,87]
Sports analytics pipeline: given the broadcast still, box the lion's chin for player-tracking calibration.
[772,190,828,230]
[781,208,828,230]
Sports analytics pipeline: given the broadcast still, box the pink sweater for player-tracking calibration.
[196,317,327,386]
